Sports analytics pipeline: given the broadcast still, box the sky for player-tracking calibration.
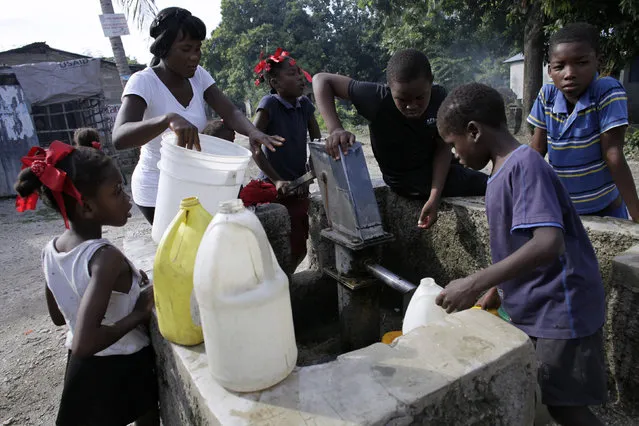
[0,0,222,66]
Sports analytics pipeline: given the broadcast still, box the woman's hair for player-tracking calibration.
[149,7,206,66]
[14,147,113,219]
[73,127,100,148]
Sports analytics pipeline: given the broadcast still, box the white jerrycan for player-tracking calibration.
[402,278,448,335]
[193,199,297,392]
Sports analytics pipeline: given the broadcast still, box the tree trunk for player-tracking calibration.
[523,1,544,134]
[100,0,131,88]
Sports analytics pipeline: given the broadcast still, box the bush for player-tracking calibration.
[315,101,367,134]
[624,127,639,160]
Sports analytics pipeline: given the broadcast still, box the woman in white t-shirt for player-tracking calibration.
[113,7,283,224]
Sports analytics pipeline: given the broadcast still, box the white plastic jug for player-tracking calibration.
[402,278,448,335]
[193,199,298,392]
[152,132,252,243]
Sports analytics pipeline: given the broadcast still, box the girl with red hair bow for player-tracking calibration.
[248,48,320,272]
[14,142,159,425]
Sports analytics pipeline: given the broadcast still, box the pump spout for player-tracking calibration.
[365,263,417,294]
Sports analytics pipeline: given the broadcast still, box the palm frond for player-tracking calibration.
[115,0,158,31]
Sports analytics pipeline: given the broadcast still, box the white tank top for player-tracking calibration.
[42,238,150,356]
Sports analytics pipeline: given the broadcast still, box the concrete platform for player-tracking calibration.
[124,204,537,425]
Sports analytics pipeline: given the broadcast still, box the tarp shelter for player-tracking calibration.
[0,58,114,196]
[4,58,102,106]
[0,73,39,197]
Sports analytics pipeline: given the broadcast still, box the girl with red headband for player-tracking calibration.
[14,142,159,425]
[248,48,320,271]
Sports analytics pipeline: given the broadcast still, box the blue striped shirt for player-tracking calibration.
[527,76,629,214]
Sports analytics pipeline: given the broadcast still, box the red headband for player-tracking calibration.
[254,47,312,87]
[16,141,83,229]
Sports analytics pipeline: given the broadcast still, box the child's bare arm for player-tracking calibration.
[45,285,65,326]
[252,110,285,188]
[312,73,357,159]
[72,247,152,357]
[308,115,321,141]
[530,127,548,157]
[437,227,565,312]
[601,126,639,221]
[418,136,452,229]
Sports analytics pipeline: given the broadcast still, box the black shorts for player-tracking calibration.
[532,328,607,407]
[56,345,158,426]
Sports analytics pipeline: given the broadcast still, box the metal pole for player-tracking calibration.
[365,263,417,294]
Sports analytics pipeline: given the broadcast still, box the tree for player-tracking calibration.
[365,0,639,129]
[541,0,639,76]
[202,0,386,111]
[102,55,140,65]
[99,0,157,88]
[361,0,515,91]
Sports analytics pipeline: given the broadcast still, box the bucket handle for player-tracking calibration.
[156,208,187,260]
[210,209,276,283]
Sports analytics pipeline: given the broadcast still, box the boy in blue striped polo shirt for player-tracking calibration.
[528,23,639,221]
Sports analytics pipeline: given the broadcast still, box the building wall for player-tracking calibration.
[0,50,126,105]
[511,57,639,124]
[621,57,639,123]
[0,47,141,171]
[508,61,553,101]
[509,62,524,99]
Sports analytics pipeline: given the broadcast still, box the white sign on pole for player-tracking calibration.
[99,14,130,38]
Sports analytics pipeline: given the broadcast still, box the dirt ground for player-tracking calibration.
[1,133,639,425]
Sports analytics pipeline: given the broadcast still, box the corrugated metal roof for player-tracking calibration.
[504,53,524,64]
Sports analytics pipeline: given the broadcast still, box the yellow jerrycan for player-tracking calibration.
[153,197,212,345]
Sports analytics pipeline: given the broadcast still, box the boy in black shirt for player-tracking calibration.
[313,49,487,228]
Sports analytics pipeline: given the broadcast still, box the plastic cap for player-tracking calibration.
[180,197,200,208]
[218,199,245,214]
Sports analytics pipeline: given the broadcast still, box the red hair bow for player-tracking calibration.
[91,141,102,150]
[16,141,83,229]
[253,47,312,87]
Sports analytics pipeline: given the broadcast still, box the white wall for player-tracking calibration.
[509,62,524,99]
[621,63,639,123]
[509,61,553,100]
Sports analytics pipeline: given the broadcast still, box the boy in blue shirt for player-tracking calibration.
[436,83,606,426]
[528,22,639,221]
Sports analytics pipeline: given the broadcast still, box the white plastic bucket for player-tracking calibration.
[151,133,252,243]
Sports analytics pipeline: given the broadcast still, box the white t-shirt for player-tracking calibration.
[122,66,216,207]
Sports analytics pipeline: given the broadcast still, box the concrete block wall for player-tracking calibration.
[146,309,536,426]
[308,184,639,415]
[124,199,537,425]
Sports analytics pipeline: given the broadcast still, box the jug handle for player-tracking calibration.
[210,211,276,282]
[156,209,187,260]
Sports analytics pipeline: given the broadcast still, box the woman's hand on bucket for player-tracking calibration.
[248,129,284,155]
[167,113,201,151]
